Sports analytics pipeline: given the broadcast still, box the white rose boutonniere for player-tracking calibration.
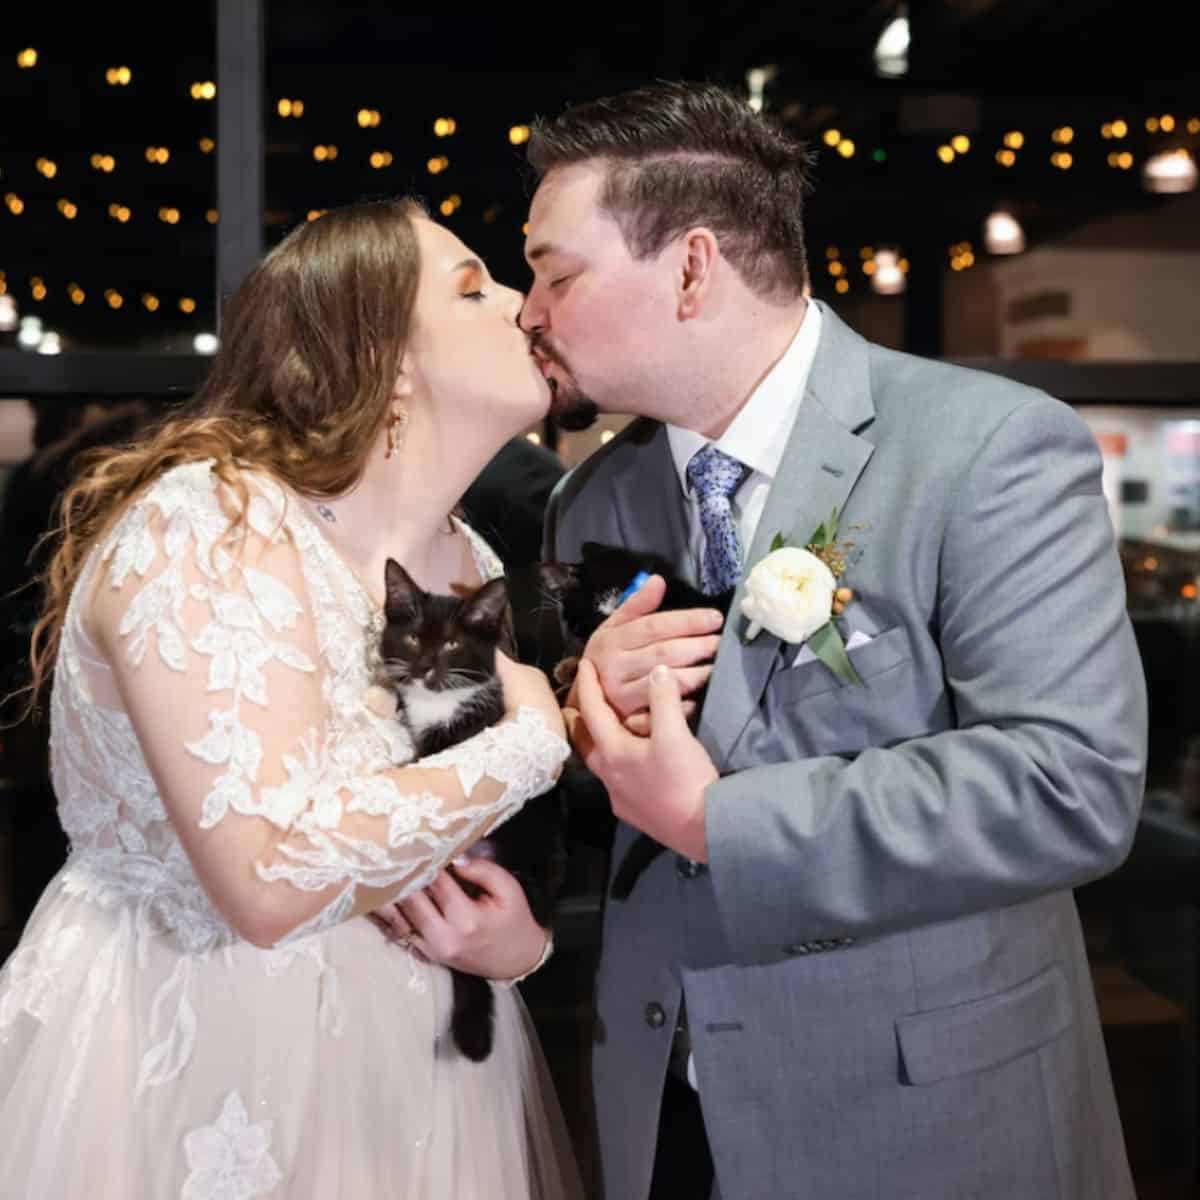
[741,508,862,685]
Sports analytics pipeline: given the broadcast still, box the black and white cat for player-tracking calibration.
[535,542,732,900]
[377,558,566,1063]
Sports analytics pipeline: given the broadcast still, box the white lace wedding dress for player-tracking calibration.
[0,462,583,1198]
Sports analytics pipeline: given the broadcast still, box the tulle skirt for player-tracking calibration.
[0,863,584,1198]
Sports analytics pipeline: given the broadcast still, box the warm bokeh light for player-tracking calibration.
[145,146,170,164]
[837,139,855,158]
[996,149,1017,166]
[434,117,457,137]
[5,193,25,215]
[142,293,160,312]
[823,129,841,146]
[190,81,217,100]
[509,125,531,145]
[179,297,197,314]
[104,288,124,309]
[206,209,218,224]
[56,199,78,219]
[36,158,58,178]
[937,144,955,163]
[17,48,38,69]
[199,138,215,154]
[106,66,132,86]
[427,156,450,174]
[951,134,970,153]
[1003,131,1025,149]
[834,278,850,294]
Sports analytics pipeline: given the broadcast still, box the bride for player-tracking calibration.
[0,199,584,1198]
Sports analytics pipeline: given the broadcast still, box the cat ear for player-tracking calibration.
[459,577,509,639]
[384,557,422,620]
[536,562,579,597]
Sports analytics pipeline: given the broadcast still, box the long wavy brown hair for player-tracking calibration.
[24,197,426,710]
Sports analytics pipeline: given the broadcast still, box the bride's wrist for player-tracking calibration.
[492,927,554,989]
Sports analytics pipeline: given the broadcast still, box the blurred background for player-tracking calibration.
[1,3,1196,1194]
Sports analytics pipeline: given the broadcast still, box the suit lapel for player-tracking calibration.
[611,424,697,585]
[696,304,877,767]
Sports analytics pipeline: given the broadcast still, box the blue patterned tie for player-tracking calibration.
[686,445,751,595]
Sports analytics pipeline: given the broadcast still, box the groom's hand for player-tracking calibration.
[571,573,723,725]
[568,658,718,862]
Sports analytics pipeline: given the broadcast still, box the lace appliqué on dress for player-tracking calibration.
[181,1091,283,1200]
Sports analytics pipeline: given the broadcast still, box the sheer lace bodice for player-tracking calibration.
[49,461,567,952]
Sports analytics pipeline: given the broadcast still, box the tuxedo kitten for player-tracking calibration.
[537,542,732,900]
[380,558,566,1063]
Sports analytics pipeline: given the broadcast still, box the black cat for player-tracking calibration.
[379,558,566,1063]
[535,542,732,900]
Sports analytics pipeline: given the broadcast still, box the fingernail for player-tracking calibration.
[651,664,670,684]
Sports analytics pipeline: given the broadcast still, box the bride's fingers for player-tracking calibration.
[398,889,445,938]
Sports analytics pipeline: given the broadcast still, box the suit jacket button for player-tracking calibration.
[675,856,704,879]
[644,1002,666,1029]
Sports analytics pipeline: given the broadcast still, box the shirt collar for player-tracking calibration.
[667,299,822,496]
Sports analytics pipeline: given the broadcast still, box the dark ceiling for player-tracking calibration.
[1,1,1196,347]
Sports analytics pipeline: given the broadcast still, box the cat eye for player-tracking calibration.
[445,638,460,651]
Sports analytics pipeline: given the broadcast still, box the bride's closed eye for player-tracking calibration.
[462,289,488,301]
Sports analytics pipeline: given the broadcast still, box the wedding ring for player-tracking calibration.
[393,931,414,949]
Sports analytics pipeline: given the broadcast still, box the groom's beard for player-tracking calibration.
[554,382,599,432]
[533,338,599,431]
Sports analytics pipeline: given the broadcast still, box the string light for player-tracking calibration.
[312,144,339,161]
[199,138,215,154]
[36,158,58,179]
[1160,114,1176,132]
[90,154,117,172]
[31,276,48,301]
[996,149,1017,166]
[104,288,124,309]
[17,48,37,69]
[105,66,132,86]
[179,297,197,314]
[5,193,25,215]
[837,139,855,158]
[509,125,531,145]
[206,209,218,224]
[277,99,304,118]
[951,134,970,154]
[357,108,382,127]
[190,81,217,100]
[433,117,457,137]
[68,283,85,304]
[56,199,78,220]
[835,278,850,294]
[369,151,393,169]
[108,203,132,223]
[142,293,160,311]
[937,144,955,163]
[1003,131,1025,149]
[1051,126,1074,144]
[306,209,327,222]
[823,129,841,146]
[158,207,181,225]
[427,156,449,174]
[145,146,170,164]
[1051,151,1073,170]
[439,194,462,217]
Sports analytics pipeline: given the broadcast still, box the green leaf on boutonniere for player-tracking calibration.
[807,506,840,550]
[806,619,864,685]
[769,532,788,552]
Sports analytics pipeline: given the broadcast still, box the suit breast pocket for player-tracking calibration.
[740,626,926,762]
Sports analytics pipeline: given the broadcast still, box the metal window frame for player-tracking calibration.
[0,0,263,406]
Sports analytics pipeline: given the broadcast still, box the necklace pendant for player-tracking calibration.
[316,503,337,524]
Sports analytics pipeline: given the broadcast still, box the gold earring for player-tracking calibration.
[384,408,407,459]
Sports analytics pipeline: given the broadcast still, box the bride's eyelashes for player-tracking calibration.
[462,289,487,301]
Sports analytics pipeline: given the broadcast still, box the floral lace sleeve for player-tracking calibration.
[87,465,568,945]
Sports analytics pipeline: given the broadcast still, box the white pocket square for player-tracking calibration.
[791,629,873,668]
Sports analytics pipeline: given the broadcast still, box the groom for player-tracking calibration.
[522,82,1147,1200]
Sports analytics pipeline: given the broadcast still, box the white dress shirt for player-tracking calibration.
[666,302,822,584]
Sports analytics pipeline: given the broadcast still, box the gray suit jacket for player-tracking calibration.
[545,305,1146,1200]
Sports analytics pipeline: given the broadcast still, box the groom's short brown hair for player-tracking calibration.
[527,80,813,301]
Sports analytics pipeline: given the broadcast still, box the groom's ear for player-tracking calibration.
[677,227,719,320]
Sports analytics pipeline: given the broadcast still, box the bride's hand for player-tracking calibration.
[392,857,550,980]
[495,650,565,740]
